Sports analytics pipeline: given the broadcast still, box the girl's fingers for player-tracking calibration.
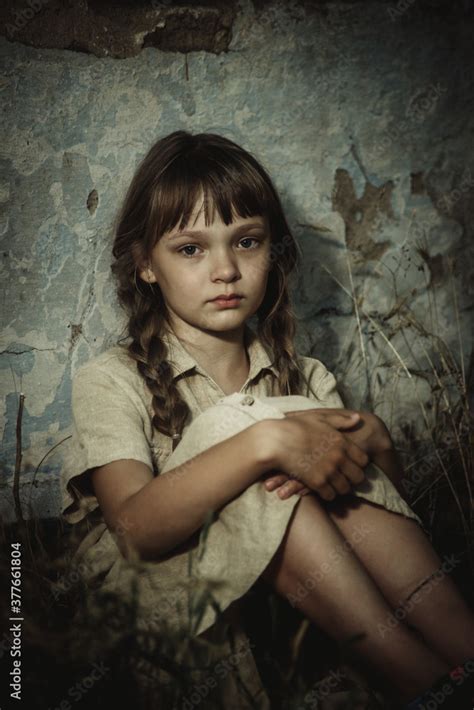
[317,482,338,502]
[263,473,309,498]
[326,469,353,496]
[276,479,308,499]
[264,474,288,490]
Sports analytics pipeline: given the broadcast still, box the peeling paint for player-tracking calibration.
[332,168,393,261]
[0,1,238,58]
[86,188,99,216]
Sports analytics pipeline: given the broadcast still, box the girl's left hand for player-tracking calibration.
[285,408,393,458]
[262,472,311,499]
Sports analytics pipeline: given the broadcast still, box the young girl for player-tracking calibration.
[60,130,474,709]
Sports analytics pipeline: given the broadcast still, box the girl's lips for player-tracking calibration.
[209,295,243,301]
[210,296,243,307]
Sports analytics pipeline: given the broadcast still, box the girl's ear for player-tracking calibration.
[138,263,156,283]
[132,243,155,283]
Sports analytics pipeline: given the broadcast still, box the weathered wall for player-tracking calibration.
[1,0,473,520]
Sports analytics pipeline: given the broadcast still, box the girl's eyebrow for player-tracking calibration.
[168,221,266,240]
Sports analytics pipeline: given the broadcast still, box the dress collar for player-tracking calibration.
[161,323,279,383]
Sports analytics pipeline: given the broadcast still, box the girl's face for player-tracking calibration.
[139,194,273,335]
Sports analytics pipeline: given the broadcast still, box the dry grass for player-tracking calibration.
[0,510,383,708]
[313,247,473,590]
[0,512,267,709]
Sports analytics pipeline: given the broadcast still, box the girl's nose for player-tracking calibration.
[210,253,240,281]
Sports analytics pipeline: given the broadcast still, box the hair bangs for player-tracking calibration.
[148,143,276,249]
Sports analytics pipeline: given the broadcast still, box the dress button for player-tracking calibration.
[241,395,255,405]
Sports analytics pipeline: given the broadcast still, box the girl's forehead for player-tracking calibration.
[171,197,267,232]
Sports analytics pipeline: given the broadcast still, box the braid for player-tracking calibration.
[258,263,311,397]
[128,307,190,443]
[112,260,192,444]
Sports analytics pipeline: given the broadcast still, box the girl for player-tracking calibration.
[61,130,474,709]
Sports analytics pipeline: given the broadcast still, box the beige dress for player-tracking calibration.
[60,324,426,707]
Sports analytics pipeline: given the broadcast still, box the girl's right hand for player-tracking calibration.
[269,409,370,501]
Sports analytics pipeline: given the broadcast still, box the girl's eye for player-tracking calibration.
[239,237,261,250]
[179,245,200,257]
[177,238,261,259]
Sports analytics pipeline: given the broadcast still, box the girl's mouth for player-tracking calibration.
[210,296,243,308]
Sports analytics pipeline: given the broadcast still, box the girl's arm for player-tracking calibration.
[91,420,277,561]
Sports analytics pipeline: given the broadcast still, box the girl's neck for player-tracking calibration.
[166,321,251,394]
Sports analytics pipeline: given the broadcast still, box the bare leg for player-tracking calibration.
[260,494,450,704]
[323,492,474,669]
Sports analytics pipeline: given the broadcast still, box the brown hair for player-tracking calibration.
[111,130,309,442]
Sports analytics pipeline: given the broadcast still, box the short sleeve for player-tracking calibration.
[60,364,153,524]
[299,356,345,409]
